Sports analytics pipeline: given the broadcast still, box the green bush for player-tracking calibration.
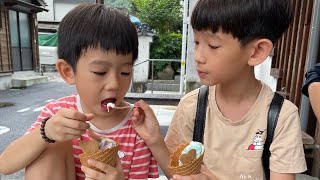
[131,0,182,34]
[150,33,182,79]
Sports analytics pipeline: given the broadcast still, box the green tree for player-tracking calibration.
[131,0,182,34]
[105,0,133,11]
[150,33,182,77]
[131,0,183,79]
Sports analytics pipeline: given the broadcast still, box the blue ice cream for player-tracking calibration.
[179,141,204,165]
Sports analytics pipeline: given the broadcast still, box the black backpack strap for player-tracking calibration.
[262,92,284,180]
[193,85,209,143]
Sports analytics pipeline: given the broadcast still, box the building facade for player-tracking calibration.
[0,0,48,90]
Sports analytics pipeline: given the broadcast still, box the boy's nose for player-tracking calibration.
[194,48,205,64]
[104,74,120,91]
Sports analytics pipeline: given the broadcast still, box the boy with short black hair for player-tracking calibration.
[0,4,159,180]
[132,0,307,179]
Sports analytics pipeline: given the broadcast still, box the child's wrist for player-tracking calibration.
[40,117,55,143]
[146,135,164,148]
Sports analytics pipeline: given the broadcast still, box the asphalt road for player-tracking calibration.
[0,81,78,153]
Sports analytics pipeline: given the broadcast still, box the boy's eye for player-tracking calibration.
[209,45,220,49]
[93,72,106,76]
[194,41,199,45]
[121,72,131,76]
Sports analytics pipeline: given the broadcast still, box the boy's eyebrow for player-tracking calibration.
[121,61,134,66]
[90,60,109,65]
[207,32,222,40]
[90,60,133,66]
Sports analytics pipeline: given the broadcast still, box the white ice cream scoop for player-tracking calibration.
[106,102,138,112]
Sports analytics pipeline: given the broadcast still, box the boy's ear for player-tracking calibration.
[248,39,273,66]
[56,59,76,85]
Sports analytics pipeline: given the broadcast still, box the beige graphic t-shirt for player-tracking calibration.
[165,82,307,180]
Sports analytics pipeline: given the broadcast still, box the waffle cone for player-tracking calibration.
[79,141,119,172]
[168,143,204,176]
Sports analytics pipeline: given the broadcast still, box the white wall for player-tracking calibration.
[133,35,153,83]
[37,2,80,22]
[39,46,58,65]
[186,0,199,82]
[254,56,278,92]
[37,0,55,21]
[0,74,13,90]
[54,3,79,22]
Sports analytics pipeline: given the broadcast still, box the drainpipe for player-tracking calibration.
[300,0,320,131]
[180,0,189,94]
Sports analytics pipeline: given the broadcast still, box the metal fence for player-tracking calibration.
[132,59,183,94]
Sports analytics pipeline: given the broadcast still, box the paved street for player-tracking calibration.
[0,80,77,152]
[0,76,175,179]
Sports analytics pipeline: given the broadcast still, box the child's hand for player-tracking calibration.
[81,157,124,180]
[170,165,217,180]
[44,108,93,142]
[131,100,162,147]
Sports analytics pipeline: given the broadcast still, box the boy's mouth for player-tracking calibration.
[101,98,116,112]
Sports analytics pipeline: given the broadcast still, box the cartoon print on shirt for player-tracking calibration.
[248,129,267,150]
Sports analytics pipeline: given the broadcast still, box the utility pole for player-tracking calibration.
[96,0,104,4]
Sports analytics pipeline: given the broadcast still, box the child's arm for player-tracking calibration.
[0,108,92,175]
[308,82,320,120]
[132,100,220,180]
[270,171,294,180]
[131,100,172,178]
[0,127,48,174]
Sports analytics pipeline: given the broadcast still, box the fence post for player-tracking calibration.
[151,60,154,94]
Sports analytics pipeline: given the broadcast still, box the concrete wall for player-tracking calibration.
[0,71,40,90]
[39,46,58,65]
[37,1,80,22]
[254,56,277,92]
[185,0,201,92]
[54,3,80,22]
[0,74,13,90]
[37,0,55,21]
[133,35,153,83]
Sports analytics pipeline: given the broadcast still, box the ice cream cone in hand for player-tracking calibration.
[79,129,119,172]
[169,141,205,176]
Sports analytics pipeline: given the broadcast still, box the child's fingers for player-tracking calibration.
[84,178,95,180]
[63,118,90,130]
[88,159,114,175]
[59,108,88,121]
[131,107,143,123]
[136,100,156,117]
[132,108,141,119]
[85,113,94,121]
[115,156,123,172]
[62,127,86,136]
[172,174,193,180]
[51,124,85,140]
[81,165,105,179]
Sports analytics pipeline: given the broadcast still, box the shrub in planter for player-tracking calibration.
[150,33,182,79]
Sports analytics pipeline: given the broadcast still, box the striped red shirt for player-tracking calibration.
[27,94,159,180]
